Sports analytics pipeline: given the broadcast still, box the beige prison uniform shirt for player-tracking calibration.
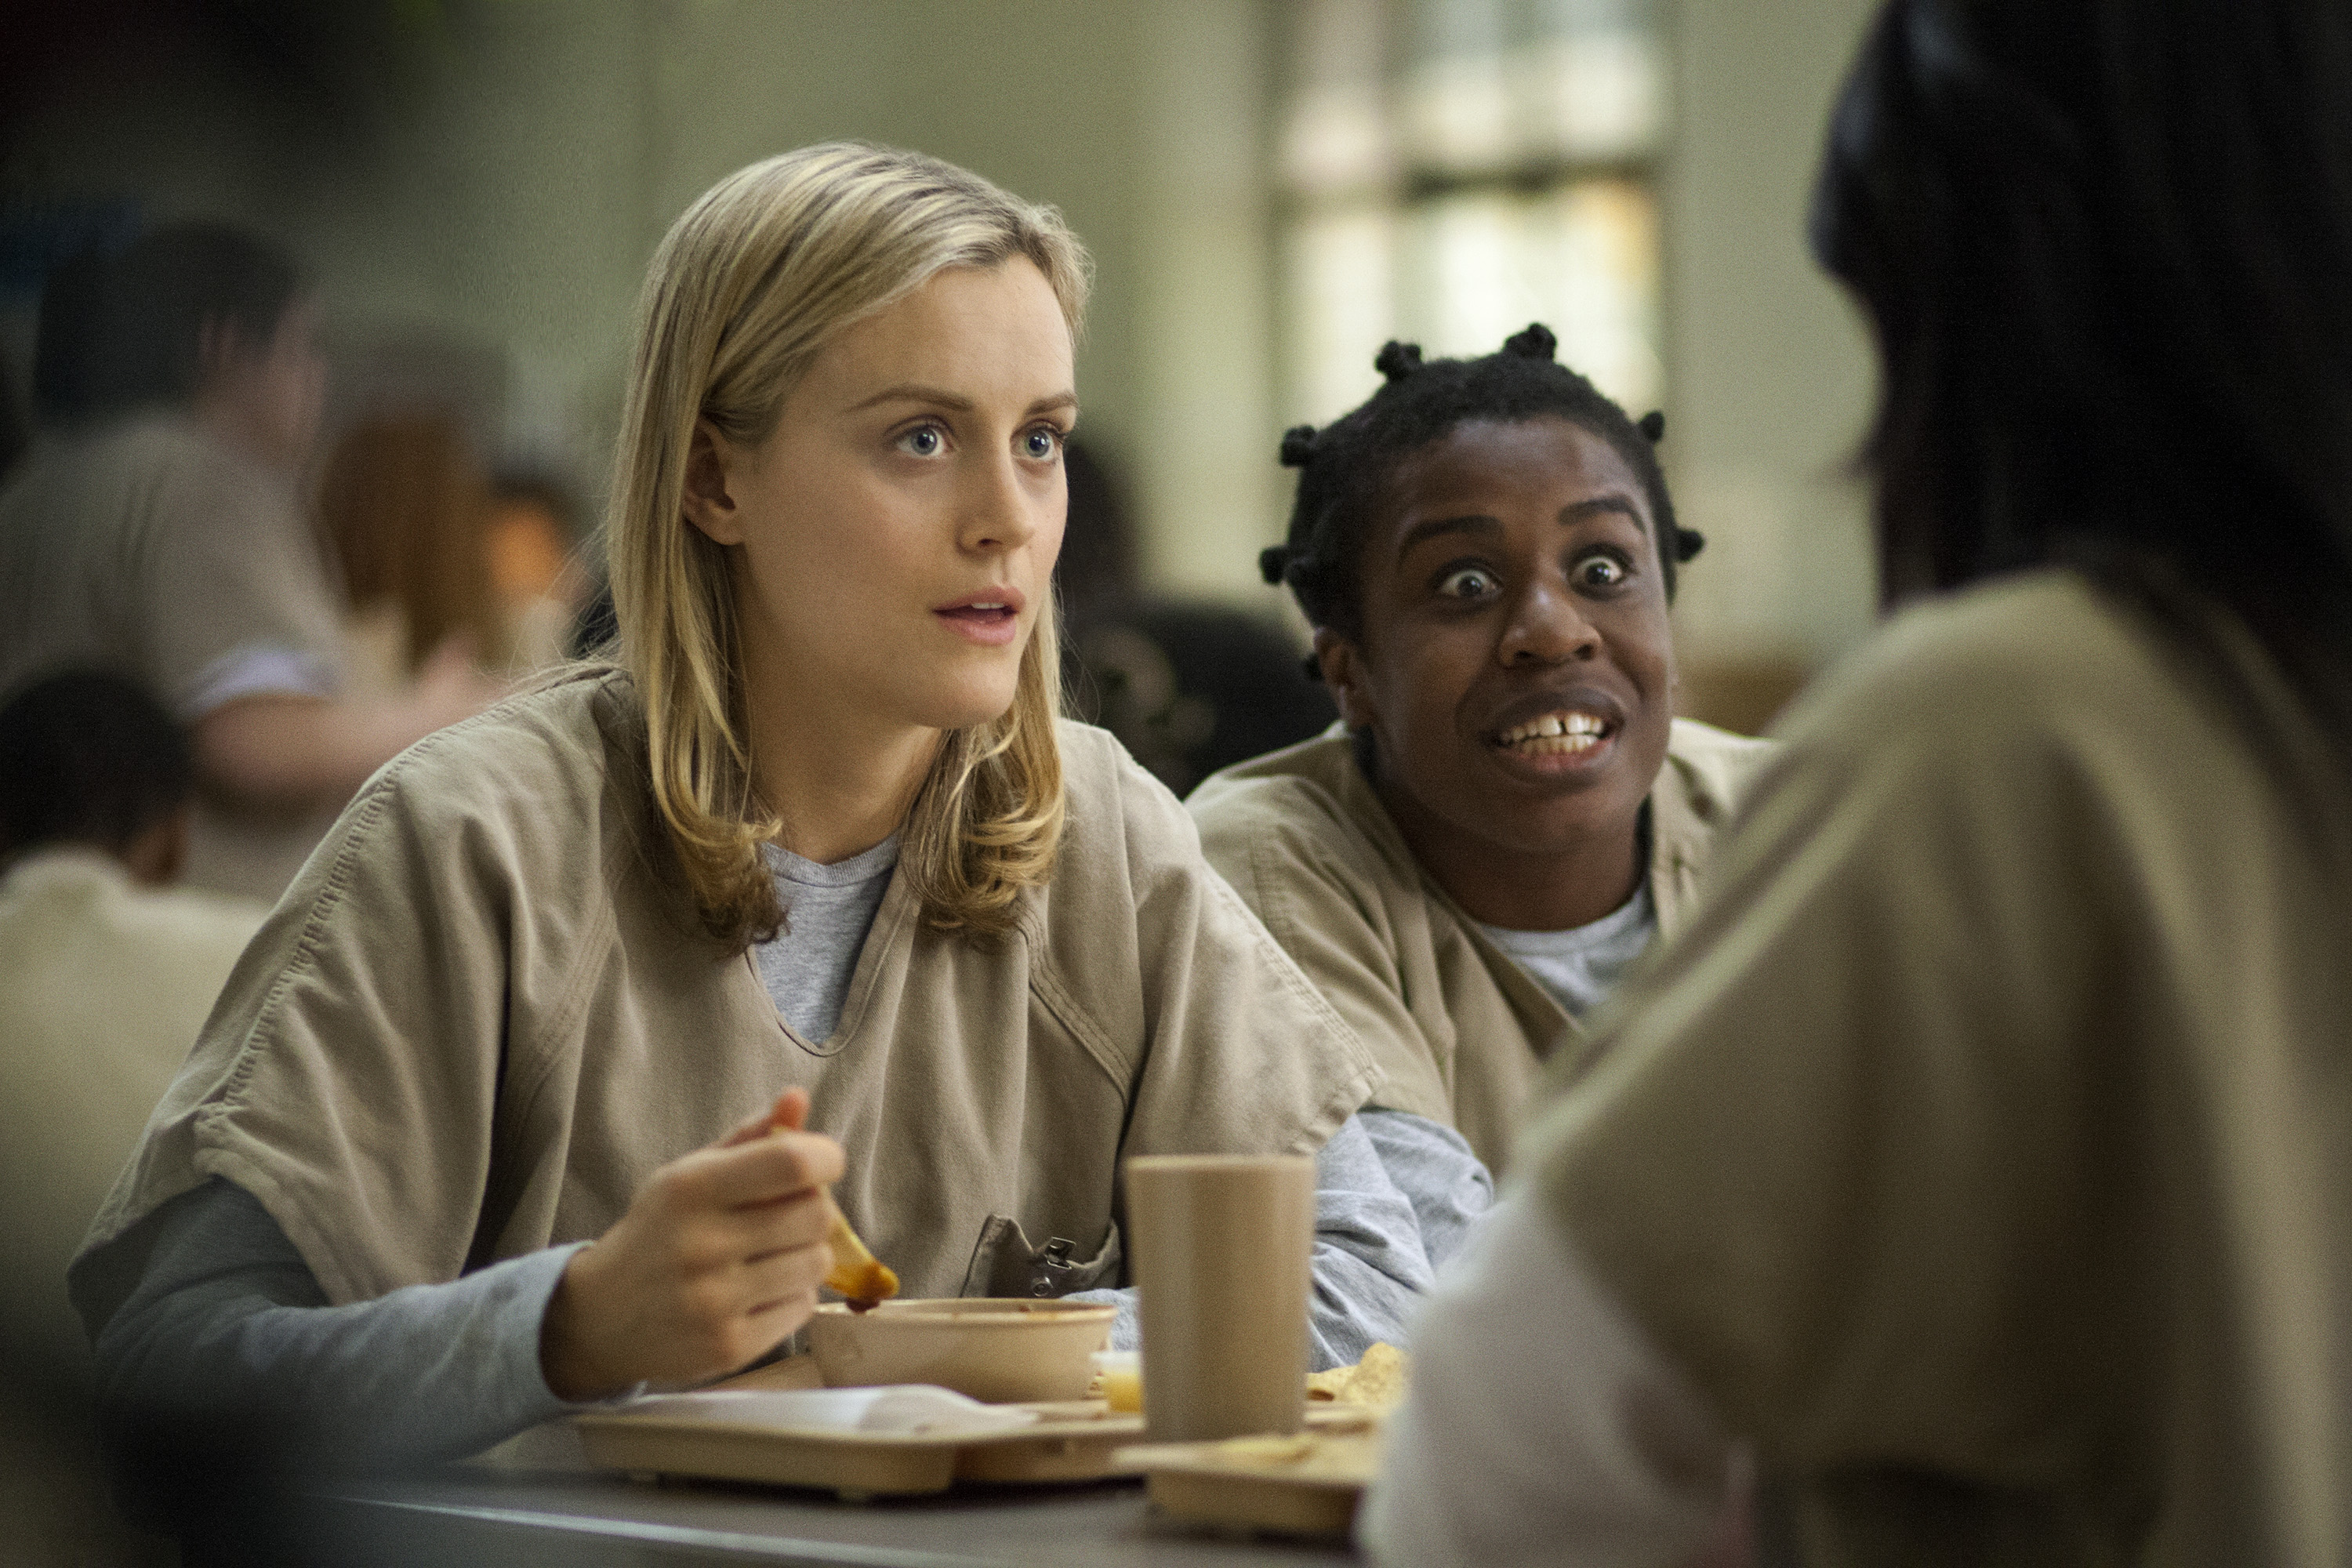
[72,668,1381,1324]
[0,848,263,1379]
[1529,571,2352,1566]
[0,416,347,902]
[1189,718,1772,1173]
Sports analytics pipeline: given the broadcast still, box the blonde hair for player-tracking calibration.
[608,143,1089,946]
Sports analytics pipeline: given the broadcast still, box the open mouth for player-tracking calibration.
[935,601,1015,627]
[1489,710,1613,756]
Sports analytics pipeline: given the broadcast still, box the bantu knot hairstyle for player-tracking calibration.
[1263,325,1702,643]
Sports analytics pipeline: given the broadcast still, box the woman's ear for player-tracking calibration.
[1312,628,1377,730]
[681,423,747,546]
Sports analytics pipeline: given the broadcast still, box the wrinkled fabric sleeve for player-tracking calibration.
[1359,1108,1492,1272]
[1193,795,1454,1123]
[72,733,536,1318]
[1088,745,1382,1165]
[1067,1113,1436,1370]
[91,1179,606,1468]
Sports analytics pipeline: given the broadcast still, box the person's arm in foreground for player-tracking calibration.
[1362,1189,1740,1567]
[90,1094,843,1469]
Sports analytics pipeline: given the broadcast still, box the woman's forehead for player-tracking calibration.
[1377,417,1648,534]
[812,259,1074,404]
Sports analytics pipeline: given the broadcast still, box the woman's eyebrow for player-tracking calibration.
[1396,513,1503,561]
[848,383,975,413]
[845,384,1080,418]
[1562,495,1650,534]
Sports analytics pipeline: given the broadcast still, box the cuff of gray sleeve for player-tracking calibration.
[502,1242,645,1425]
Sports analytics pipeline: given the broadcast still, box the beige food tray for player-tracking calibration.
[1116,1418,1383,1538]
[575,1397,1145,1497]
[572,1352,1377,1501]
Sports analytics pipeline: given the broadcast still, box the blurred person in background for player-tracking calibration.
[1368,0,2352,1563]
[0,221,502,903]
[0,667,262,1568]
[315,411,507,692]
[1056,439,1336,794]
[486,465,593,671]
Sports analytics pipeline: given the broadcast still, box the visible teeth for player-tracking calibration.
[971,602,1007,611]
[1496,710,1607,747]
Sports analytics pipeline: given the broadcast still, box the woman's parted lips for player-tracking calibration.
[931,586,1027,617]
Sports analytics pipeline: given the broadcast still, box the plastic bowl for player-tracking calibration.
[807,1298,1117,1403]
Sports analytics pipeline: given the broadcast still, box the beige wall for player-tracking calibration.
[5,0,1889,667]
[1662,0,1887,672]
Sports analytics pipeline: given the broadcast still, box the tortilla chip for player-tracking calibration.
[1302,1341,1408,1409]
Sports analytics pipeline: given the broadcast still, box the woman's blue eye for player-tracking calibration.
[1438,566,1498,599]
[1023,427,1062,460]
[900,425,945,457]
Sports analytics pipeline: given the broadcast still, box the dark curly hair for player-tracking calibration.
[1259,323,1701,645]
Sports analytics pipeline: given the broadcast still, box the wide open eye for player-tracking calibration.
[897,423,946,458]
[1022,426,1063,461]
[1437,564,1501,601]
[1573,553,1628,590]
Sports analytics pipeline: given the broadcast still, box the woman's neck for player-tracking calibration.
[1374,771,1645,933]
[738,646,938,866]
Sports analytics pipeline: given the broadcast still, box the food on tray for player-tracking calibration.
[1304,1341,1406,1409]
[1090,1350,1143,1412]
[822,1201,899,1310]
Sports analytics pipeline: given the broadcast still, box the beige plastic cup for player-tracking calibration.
[1124,1153,1313,1443]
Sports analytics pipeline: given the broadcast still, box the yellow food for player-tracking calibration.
[822,1200,899,1308]
[1303,1341,1407,1409]
[764,1092,900,1310]
[1099,1363,1143,1413]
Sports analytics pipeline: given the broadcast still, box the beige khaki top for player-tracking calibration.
[1530,572,2352,1565]
[74,669,1381,1320]
[1188,717,1773,1174]
[1,849,263,1377]
[0,416,348,902]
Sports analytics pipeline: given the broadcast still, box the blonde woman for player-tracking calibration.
[71,146,1420,1489]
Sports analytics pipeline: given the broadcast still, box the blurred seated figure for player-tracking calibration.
[1056,441,1335,795]
[0,668,262,1565]
[485,466,592,672]
[0,223,502,903]
[315,412,506,692]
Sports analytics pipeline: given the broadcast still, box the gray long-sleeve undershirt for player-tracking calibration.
[88,1109,1490,1468]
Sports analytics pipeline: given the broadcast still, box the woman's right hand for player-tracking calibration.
[539,1088,844,1401]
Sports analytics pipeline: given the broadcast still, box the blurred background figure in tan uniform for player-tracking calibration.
[0,223,503,903]
[0,667,263,1567]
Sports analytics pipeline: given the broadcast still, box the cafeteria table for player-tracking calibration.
[298,1468,1358,1566]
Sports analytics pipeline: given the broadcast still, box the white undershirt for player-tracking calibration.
[1359,1188,1747,1566]
[1479,882,1658,1021]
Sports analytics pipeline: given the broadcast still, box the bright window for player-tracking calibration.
[1277,0,1668,426]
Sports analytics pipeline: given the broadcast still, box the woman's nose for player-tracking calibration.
[959,450,1041,555]
[1498,577,1600,666]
